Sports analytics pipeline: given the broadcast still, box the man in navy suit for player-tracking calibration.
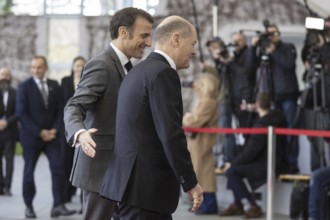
[16,56,75,218]
[100,16,204,220]
[0,67,18,196]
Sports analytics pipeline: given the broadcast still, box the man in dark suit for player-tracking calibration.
[0,67,18,196]
[16,56,75,218]
[100,16,204,220]
[64,8,153,220]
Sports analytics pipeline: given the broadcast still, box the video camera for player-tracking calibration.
[305,17,328,48]
[255,19,278,54]
[206,37,237,59]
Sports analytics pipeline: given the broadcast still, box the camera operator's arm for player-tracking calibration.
[268,43,296,69]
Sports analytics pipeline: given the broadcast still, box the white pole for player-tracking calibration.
[212,0,218,37]
[267,126,276,220]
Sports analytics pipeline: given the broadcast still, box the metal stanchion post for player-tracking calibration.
[267,126,276,220]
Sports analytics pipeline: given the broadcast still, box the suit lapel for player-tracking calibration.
[105,45,126,80]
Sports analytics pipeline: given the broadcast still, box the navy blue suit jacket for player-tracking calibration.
[16,77,62,146]
[100,52,197,214]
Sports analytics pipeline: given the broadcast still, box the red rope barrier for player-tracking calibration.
[184,127,267,134]
[184,127,330,138]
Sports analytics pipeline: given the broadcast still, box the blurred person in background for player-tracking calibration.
[183,73,219,215]
[0,67,18,196]
[205,33,255,167]
[249,23,299,173]
[220,92,288,219]
[16,56,75,218]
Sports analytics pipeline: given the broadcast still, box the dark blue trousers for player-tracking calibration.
[226,164,255,205]
[22,139,64,207]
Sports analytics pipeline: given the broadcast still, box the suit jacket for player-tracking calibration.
[231,109,289,190]
[16,78,62,146]
[0,87,18,140]
[64,45,125,192]
[100,52,198,214]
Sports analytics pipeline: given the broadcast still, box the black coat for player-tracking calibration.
[100,52,197,214]
[0,88,18,140]
[232,109,289,190]
[248,41,299,102]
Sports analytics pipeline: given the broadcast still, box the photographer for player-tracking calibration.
[205,33,255,165]
[248,23,300,173]
[300,16,330,171]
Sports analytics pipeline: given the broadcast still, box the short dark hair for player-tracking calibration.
[256,92,272,110]
[33,55,48,68]
[109,7,154,39]
[206,36,223,47]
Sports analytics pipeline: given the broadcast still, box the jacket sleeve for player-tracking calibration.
[232,124,267,164]
[16,83,42,138]
[269,43,296,70]
[149,68,198,192]
[64,60,108,144]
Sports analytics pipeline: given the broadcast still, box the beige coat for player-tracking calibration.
[183,98,219,192]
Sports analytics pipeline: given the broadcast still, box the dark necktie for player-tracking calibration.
[40,81,48,108]
[124,61,133,72]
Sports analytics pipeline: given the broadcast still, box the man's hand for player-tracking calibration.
[222,162,231,173]
[265,43,276,54]
[0,119,8,131]
[39,129,56,142]
[77,128,97,158]
[187,183,204,212]
[251,36,260,47]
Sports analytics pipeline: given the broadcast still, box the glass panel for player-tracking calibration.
[83,0,102,16]
[12,0,45,15]
[48,18,79,81]
[45,0,82,15]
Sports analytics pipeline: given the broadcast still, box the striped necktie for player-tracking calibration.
[40,81,48,108]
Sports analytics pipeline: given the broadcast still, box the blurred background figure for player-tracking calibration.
[183,73,219,215]
[308,166,330,220]
[205,33,256,167]
[0,67,18,196]
[16,56,75,218]
[249,23,300,173]
[60,56,86,206]
[300,16,330,171]
[220,92,288,219]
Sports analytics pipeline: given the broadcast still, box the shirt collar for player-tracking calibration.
[154,49,177,70]
[110,42,130,70]
[33,76,47,85]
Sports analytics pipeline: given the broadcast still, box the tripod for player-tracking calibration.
[294,55,327,170]
[256,55,274,101]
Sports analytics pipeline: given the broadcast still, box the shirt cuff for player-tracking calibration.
[73,129,86,147]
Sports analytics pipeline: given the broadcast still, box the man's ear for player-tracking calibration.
[172,33,181,48]
[118,26,129,39]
